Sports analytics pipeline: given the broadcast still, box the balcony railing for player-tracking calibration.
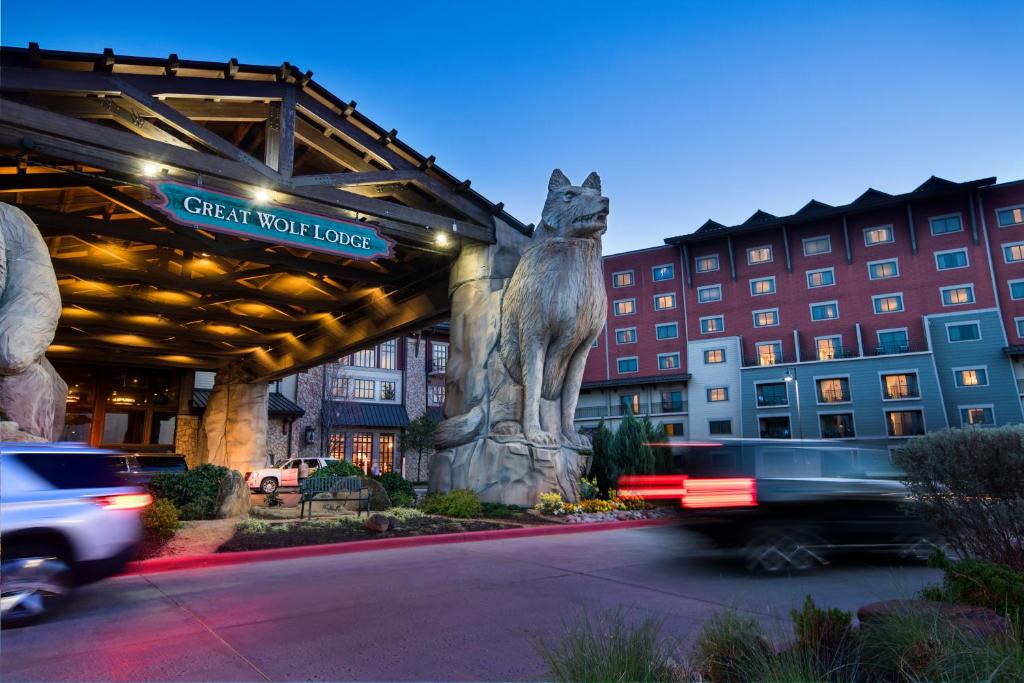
[868,341,928,356]
[742,352,792,368]
[801,346,857,362]
[574,401,688,420]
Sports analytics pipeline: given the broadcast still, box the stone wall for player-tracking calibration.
[266,417,290,465]
[290,365,324,458]
[405,337,427,420]
[175,414,201,467]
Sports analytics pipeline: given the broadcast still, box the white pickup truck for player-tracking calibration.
[246,457,337,493]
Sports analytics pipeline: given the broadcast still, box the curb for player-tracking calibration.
[124,517,680,575]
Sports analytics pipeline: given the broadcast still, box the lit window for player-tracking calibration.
[697,285,721,303]
[615,328,637,344]
[612,270,634,288]
[352,433,373,472]
[955,368,987,387]
[936,249,969,270]
[817,377,850,403]
[706,387,728,402]
[887,410,925,437]
[810,302,839,321]
[704,348,725,364]
[655,323,678,340]
[377,434,395,473]
[882,373,919,400]
[864,226,894,245]
[807,268,835,288]
[658,353,681,370]
[1011,281,1024,300]
[695,255,719,273]
[620,394,641,415]
[328,432,346,459]
[378,339,397,370]
[617,357,638,373]
[941,285,975,306]
[756,382,787,406]
[747,246,773,264]
[803,236,831,255]
[960,406,995,426]
[816,336,842,360]
[820,413,855,439]
[947,322,980,342]
[700,316,724,334]
[654,293,676,310]
[613,299,636,316]
[750,277,776,296]
[1004,243,1024,263]
[652,264,674,281]
[930,214,963,235]
[709,419,732,435]
[663,422,685,436]
[873,294,904,313]
[998,206,1024,227]
[380,381,397,401]
[753,309,779,327]
[429,384,446,406]
[868,259,899,279]
[351,348,376,367]
[353,379,375,400]
[756,341,783,366]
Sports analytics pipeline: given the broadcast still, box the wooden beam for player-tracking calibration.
[59,293,311,330]
[278,85,296,178]
[294,117,369,172]
[0,66,283,100]
[291,169,421,187]
[10,95,268,122]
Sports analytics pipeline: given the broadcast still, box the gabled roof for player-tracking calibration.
[850,188,893,206]
[743,210,777,225]
[914,176,958,193]
[696,219,727,233]
[795,199,833,217]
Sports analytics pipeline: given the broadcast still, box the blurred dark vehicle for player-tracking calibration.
[106,453,188,484]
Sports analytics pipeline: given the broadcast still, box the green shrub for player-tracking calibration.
[389,491,415,508]
[790,595,855,674]
[689,609,770,683]
[148,464,232,520]
[893,425,1024,569]
[579,476,600,501]
[386,507,425,521]
[311,460,364,478]
[375,471,416,501]
[480,502,521,518]
[588,421,616,496]
[265,490,282,507]
[924,556,1024,631]
[142,498,180,543]
[612,411,655,478]
[535,610,675,683]
[420,489,482,518]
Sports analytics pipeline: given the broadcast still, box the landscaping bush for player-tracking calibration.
[419,488,482,518]
[790,595,856,674]
[264,490,283,507]
[579,476,600,500]
[536,492,566,516]
[893,425,1024,570]
[924,555,1024,632]
[148,464,232,520]
[311,460,364,478]
[479,502,521,518]
[612,411,655,478]
[389,491,415,508]
[142,498,180,544]
[588,421,616,496]
[375,471,416,504]
[689,609,770,682]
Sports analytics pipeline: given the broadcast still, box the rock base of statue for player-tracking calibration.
[430,434,589,505]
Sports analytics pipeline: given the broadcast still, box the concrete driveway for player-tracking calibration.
[1,525,939,681]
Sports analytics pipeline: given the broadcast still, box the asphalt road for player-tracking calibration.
[1,526,939,682]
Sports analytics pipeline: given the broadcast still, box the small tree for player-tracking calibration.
[639,416,671,474]
[611,411,655,481]
[401,414,438,483]
[589,420,616,495]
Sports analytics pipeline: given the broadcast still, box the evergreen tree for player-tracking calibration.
[611,410,655,479]
[639,416,672,474]
[589,420,616,495]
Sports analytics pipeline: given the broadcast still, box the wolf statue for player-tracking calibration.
[429,170,609,505]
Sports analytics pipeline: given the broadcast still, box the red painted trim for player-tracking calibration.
[123,517,679,575]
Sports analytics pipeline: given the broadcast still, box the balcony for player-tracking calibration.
[574,401,688,420]
[659,400,688,413]
[868,341,928,356]
[574,406,609,420]
[801,346,857,361]
[742,352,792,368]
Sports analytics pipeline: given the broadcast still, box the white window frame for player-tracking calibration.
[817,410,857,440]
[1016,317,1024,339]
[814,374,852,405]
[958,404,996,427]
[929,212,964,236]
[935,247,970,270]
[876,328,910,353]
[806,267,835,289]
[696,285,721,304]
[996,203,1024,228]
[939,283,976,307]
[703,348,725,364]
[755,340,784,366]
[814,334,844,359]
[864,224,894,246]
[653,292,677,311]
[1009,279,1024,301]
[754,380,789,408]
[614,327,637,345]
[945,320,982,343]
[867,257,900,280]
[802,235,832,256]
[752,307,780,328]
[657,352,681,371]
[611,270,634,288]
[809,300,840,322]
[651,263,675,281]
[1003,241,1024,264]
[952,365,989,388]
[879,369,921,402]
[746,245,774,265]
[616,356,639,374]
[749,276,776,296]
[706,386,729,402]
[655,322,679,340]
[872,292,905,314]
[694,254,720,273]
[613,298,636,316]
[884,408,927,438]
[699,315,724,334]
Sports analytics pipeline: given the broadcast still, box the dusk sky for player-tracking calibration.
[3,1,1021,254]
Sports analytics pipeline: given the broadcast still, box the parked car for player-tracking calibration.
[106,453,188,484]
[1,443,150,626]
[246,457,338,493]
[620,439,939,572]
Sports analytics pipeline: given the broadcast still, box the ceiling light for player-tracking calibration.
[141,161,160,177]
[253,188,270,204]
[435,231,450,247]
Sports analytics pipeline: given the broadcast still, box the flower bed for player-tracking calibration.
[533,491,673,524]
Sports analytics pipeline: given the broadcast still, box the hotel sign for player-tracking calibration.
[148,181,395,261]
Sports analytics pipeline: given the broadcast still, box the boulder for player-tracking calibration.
[858,599,1011,643]
[0,420,46,442]
[217,470,252,519]
[364,513,395,533]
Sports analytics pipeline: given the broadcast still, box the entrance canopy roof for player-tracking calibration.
[0,45,527,381]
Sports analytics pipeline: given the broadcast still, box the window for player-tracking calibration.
[429,384,445,406]
[864,225,894,246]
[378,339,397,370]
[807,268,835,288]
[887,410,925,437]
[328,432,346,459]
[655,322,678,340]
[1011,280,1024,300]
[706,386,728,402]
[663,422,685,437]
[747,246,773,264]
[877,329,909,354]
[816,336,842,360]
[351,348,376,368]
[377,434,395,474]
[873,293,904,313]
[661,390,684,412]
[881,373,920,400]
[820,413,856,439]
[613,298,636,316]
[756,382,788,407]
[759,416,791,439]
[704,348,725,364]
[1017,317,1024,338]
[750,276,776,296]
[620,394,641,415]
[753,308,779,327]
[697,285,721,303]
[940,284,975,306]
[803,235,831,256]
[817,377,851,403]
[592,338,599,348]
[700,316,724,334]
[936,248,969,270]
[709,419,732,435]
[947,322,981,342]
[810,301,839,321]
[998,206,1024,227]
[695,254,719,273]
[654,293,677,310]
[960,406,995,427]
[617,357,638,374]
[352,433,373,472]
[612,270,634,288]
[868,259,899,280]
[657,353,681,370]
[353,379,375,399]
[329,375,350,399]
[652,264,674,281]
[954,368,988,387]
[431,343,448,373]
[380,381,397,401]
[1004,243,1024,263]
[930,214,963,235]
[615,327,637,345]
[756,341,783,366]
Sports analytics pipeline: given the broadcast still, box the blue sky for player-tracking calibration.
[3,1,1021,254]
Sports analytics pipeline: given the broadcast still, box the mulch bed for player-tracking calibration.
[217,516,518,553]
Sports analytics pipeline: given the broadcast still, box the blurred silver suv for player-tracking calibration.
[1,444,149,626]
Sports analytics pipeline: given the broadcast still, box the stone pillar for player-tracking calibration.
[198,370,269,473]
[292,365,324,458]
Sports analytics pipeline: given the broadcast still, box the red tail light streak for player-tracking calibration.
[617,475,756,509]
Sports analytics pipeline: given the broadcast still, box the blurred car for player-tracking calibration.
[106,453,188,484]
[1,443,150,626]
[620,439,939,572]
[245,456,338,493]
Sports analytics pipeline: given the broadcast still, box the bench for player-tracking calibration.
[299,476,369,520]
